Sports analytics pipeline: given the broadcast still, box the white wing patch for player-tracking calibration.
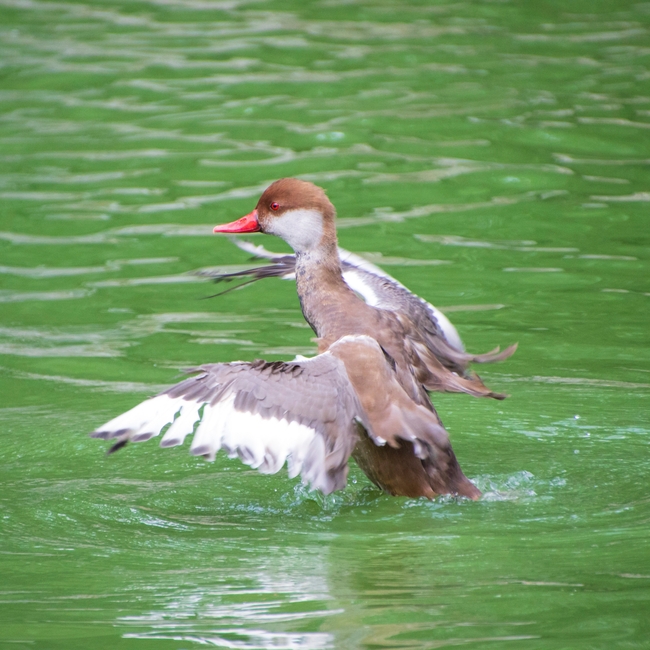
[227,240,465,351]
[338,248,394,280]
[94,394,182,443]
[342,269,380,307]
[92,390,335,493]
[190,398,330,491]
[343,265,464,351]
[160,399,202,447]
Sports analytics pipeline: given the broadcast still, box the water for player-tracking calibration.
[1,0,649,647]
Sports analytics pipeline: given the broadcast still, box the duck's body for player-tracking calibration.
[215,179,514,403]
[92,335,479,499]
[294,246,433,409]
[201,238,466,354]
[92,178,515,501]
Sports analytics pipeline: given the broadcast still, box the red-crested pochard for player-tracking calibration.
[200,238,468,355]
[92,178,516,500]
[213,179,515,403]
[203,238,515,387]
[92,334,478,498]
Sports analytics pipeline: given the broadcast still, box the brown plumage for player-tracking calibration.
[90,335,479,498]
[249,178,515,404]
[212,177,516,498]
[328,337,480,499]
[91,178,515,501]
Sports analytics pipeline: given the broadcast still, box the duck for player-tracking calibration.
[200,238,468,356]
[200,238,515,386]
[91,334,477,498]
[212,179,515,403]
[92,178,516,500]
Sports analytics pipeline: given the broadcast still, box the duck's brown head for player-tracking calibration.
[214,178,337,253]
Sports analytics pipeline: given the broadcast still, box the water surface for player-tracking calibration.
[1,0,649,648]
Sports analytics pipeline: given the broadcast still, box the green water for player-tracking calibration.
[1,0,649,647]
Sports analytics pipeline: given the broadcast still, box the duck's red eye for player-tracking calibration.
[270,202,280,211]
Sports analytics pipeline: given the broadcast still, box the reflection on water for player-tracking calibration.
[6,368,168,394]
[1,0,649,648]
[121,548,336,649]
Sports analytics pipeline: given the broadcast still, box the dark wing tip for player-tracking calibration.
[90,428,128,440]
[190,444,211,457]
[107,439,128,455]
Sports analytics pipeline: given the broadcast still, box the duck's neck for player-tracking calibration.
[294,242,357,338]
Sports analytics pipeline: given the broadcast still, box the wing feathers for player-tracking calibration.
[190,395,232,460]
[203,241,515,397]
[91,394,182,441]
[160,400,202,447]
[90,355,362,494]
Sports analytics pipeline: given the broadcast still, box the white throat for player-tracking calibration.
[267,208,324,253]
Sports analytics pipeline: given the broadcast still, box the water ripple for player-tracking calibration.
[1,1,649,646]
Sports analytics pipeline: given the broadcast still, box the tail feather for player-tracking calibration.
[470,342,518,364]
[411,341,509,400]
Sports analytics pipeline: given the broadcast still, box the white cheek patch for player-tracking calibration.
[267,209,323,253]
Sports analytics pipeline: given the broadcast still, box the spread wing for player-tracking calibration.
[198,239,516,387]
[197,240,465,349]
[90,353,369,494]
